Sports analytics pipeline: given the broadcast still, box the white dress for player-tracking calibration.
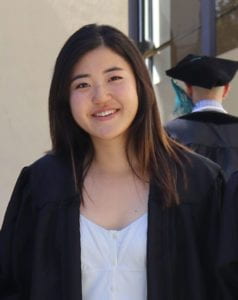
[80,213,148,300]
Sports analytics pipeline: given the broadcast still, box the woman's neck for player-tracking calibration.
[90,137,135,176]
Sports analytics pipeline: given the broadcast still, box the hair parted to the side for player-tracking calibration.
[49,23,187,207]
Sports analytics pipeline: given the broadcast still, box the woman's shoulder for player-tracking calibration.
[175,149,224,202]
[227,170,238,184]
[180,148,222,179]
[16,153,76,207]
[29,152,69,170]
[26,152,72,180]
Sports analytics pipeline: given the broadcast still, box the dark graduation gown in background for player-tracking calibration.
[0,152,226,299]
[165,111,238,181]
[219,171,238,299]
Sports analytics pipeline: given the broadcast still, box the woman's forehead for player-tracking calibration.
[71,46,133,77]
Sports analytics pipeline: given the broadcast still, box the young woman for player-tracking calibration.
[0,24,225,299]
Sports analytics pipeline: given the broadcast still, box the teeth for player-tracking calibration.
[95,109,116,117]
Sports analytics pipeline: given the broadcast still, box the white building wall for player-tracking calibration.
[0,0,128,225]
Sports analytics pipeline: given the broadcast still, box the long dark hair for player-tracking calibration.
[49,23,187,206]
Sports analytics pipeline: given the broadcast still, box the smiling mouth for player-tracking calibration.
[93,109,119,118]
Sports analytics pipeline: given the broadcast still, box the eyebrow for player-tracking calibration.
[70,66,124,83]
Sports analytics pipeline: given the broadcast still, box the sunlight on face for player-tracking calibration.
[69,46,139,144]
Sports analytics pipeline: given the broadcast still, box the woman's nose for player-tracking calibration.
[92,84,110,104]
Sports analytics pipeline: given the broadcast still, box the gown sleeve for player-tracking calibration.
[0,167,33,299]
[219,171,238,299]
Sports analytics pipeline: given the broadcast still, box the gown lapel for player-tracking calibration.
[58,196,82,300]
[147,183,175,300]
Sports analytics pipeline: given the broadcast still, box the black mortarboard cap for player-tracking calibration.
[166,54,238,89]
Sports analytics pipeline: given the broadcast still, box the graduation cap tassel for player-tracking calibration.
[171,79,194,115]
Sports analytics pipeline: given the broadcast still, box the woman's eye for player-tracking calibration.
[109,76,122,82]
[75,82,90,89]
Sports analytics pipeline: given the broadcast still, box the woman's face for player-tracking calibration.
[69,46,138,144]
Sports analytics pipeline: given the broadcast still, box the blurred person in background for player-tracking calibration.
[165,54,238,181]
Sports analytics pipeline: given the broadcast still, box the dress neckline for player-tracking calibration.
[80,212,148,232]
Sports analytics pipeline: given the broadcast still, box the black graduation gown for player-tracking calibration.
[165,111,238,181]
[219,171,238,299]
[0,152,225,299]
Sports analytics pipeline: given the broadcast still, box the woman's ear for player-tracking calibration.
[222,83,231,99]
[185,84,193,98]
